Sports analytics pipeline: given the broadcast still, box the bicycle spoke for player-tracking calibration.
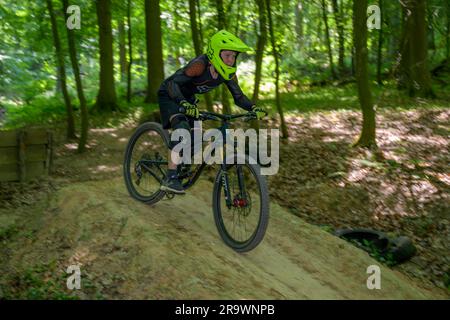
[124,123,169,204]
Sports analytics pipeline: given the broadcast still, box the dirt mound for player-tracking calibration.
[1,177,445,299]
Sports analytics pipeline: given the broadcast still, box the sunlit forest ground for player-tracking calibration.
[1,79,449,296]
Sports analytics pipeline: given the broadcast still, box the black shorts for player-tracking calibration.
[158,92,195,130]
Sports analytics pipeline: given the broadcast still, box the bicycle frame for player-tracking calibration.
[140,110,256,208]
[182,119,233,207]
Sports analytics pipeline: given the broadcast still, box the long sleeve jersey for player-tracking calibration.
[158,54,254,111]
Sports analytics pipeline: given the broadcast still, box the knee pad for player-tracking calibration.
[169,114,191,150]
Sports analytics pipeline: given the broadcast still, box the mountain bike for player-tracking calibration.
[123,109,269,252]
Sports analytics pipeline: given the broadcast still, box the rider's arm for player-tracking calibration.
[225,75,255,111]
[166,58,206,104]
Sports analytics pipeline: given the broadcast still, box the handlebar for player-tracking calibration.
[178,106,258,122]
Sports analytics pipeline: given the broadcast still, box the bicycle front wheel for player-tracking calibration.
[212,163,269,252]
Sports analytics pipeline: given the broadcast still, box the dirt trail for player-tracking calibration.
[3,176,445,299]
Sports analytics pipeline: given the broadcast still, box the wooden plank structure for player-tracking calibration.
[0,128,53,182]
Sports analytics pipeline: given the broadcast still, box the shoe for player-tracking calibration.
[160,176,186,194]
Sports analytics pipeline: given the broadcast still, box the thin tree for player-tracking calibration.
[410,0,434,97]
[189,0,202,56]
[376,0,383,85]
[321,0,336,79]
[252,0,267,104]
[353,0,376,147]
[126,0,132,102]
[447,1,450,59]
[251,0,268,131]
[215,0,232,114]
[234,0,242,34]
[294,1,303,51]
[196,0,214,110]
[397,4,411,90]
[62,0,88,152]
[196,0,204,47]
[331,0,345,75]
[144,0,164,104]
[95,0,118,112]
[426,2,435,53]
[46,0,76,139]
[118,18,127,82]
[172,2,182,69]
[266,0,288,139]
[189,0,213,112]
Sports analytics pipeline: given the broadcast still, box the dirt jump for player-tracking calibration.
[1,175,445,299]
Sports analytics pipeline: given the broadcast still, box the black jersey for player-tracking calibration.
[158,54,254,111]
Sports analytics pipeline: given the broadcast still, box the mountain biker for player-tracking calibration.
[157,30,267,194]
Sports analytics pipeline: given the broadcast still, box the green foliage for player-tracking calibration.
[0,224,19,241]
[0,0,449,130]
[360,239,396,267]
[3,262,79,300]
[2,96,72,129]
[443,271,450,291]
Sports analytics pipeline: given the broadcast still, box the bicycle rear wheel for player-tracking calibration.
[123,122,170,204]
[212,163,269,252]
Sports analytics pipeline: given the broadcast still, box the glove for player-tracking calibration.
[252,106,267,120]
[180,100,199,119]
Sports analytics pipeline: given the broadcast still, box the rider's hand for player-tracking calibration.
[252,106,267,120]
[180,100,199,119]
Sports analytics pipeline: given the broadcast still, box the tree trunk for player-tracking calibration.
[95,0,118,112]
[332,0,345,75]
[321,0,336,79]
[172,2,182,70]
[447,1,450,59]
[55,72,62,95]
[251,0,267,131]
[195,0,213,111]
[252,0,267,104]
[397,4,411,90]
[376,0,383,85]
[188,0,213,112]
[235,0,241,34]
[266,0,288,139]
[62,0,88,152]
[426,3,435,52]
[144,0,164,104]
[215,0,231,114]
[409,0,434,97]
[196,0,204,48]
[46,0,76,139]
[294,0,303,51]
[189,0,202,56]
[351,46,355,76]
[316,6,323,49]
[386,3,398,65]
[118,18,127,82]
[403,0,434,98]
[353,0,376,147]
[216,0,227,32]
[126,0,133,102]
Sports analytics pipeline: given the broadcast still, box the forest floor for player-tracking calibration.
[0,91,448,299]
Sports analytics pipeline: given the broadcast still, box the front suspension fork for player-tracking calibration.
[221,164,247,209]
[221,164,232,209]
[236,165,246,199]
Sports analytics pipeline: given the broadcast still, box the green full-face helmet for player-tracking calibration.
[206,30,253,80]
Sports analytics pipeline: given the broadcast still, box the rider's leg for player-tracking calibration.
[161,114,191,194]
